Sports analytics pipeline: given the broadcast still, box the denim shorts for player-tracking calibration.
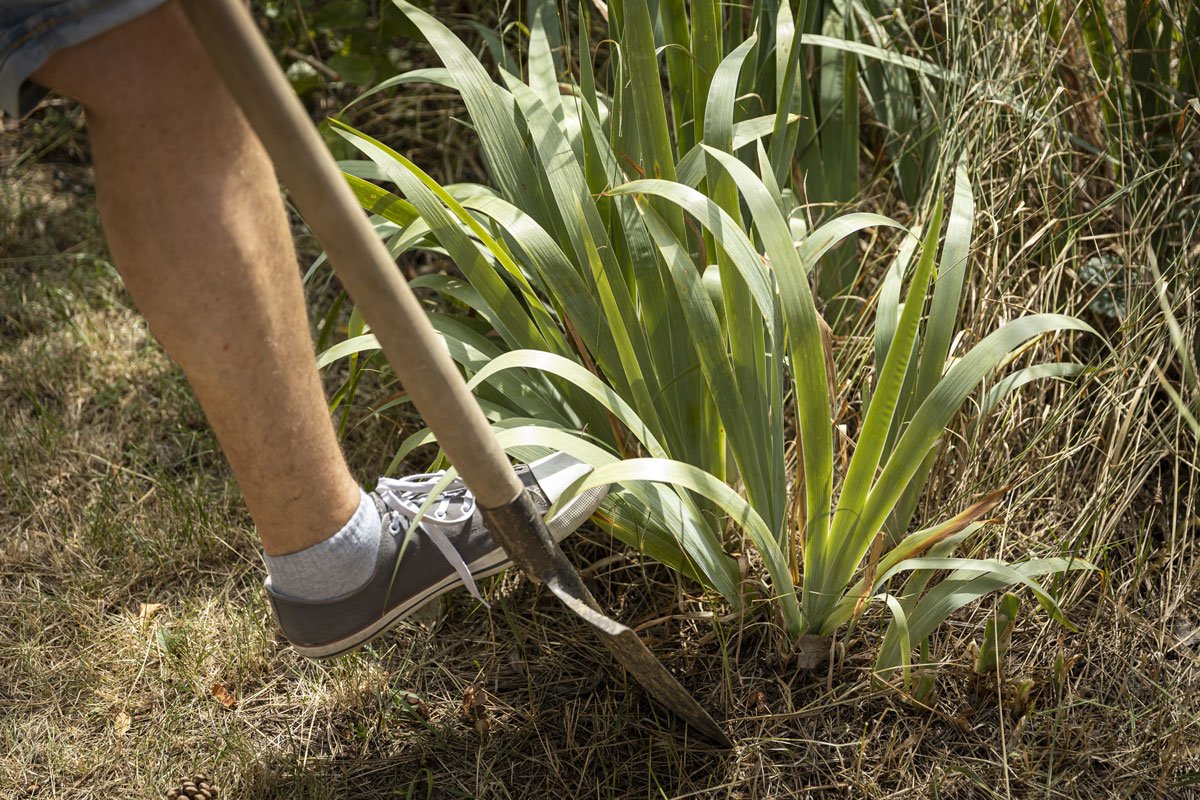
[0,0,168,118]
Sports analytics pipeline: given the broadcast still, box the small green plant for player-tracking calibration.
[974,592,1020,675]
[324,0,1094,672]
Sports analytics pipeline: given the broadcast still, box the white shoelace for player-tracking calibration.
[375,473,487,605]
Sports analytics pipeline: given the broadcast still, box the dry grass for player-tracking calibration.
[3,3,1200,797]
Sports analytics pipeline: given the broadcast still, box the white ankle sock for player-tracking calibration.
[263,489,382,601]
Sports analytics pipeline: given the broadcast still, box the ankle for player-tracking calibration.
[262,489,382,601]
[255,475,363,557]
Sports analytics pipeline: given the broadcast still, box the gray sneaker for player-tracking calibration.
[267,452,608,659]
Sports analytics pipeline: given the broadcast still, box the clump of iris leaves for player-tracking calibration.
[319,0,1096,688]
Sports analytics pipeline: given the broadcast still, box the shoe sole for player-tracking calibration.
[294,475,607,660]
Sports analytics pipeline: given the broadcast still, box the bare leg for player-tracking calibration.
[32,1,361,556]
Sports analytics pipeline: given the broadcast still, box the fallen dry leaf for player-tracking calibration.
[459,684,485,720]
[210,683,237,710]
[793,634,830,670]
[400,691,431,721]
[137,602,165,626]
[113,710,132,736]
[458,684,490,737]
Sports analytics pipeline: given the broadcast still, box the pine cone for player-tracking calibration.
[164,774,220,800]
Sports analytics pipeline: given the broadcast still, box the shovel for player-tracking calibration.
[179,0,731,748]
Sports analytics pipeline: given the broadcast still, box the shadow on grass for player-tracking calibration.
[236,683,742,800]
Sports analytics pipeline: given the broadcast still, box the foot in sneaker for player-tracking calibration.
[267,452,608,659]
